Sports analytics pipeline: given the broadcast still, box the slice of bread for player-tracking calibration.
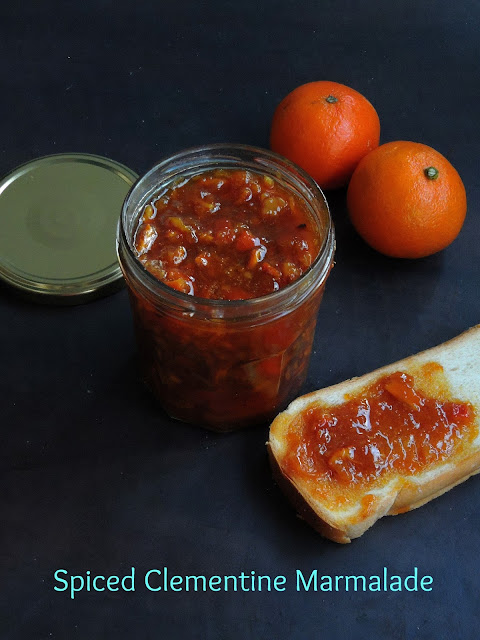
[267,325,480,543]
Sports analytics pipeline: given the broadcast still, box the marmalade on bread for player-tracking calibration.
[282,364,476,488]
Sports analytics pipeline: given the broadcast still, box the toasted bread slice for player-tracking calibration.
[267,325,480,543]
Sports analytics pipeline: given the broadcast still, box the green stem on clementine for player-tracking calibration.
[424,167,439,180]
[325,95,338,103]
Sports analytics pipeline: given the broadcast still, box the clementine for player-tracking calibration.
[347,141,467,259]
[270,81,380,190]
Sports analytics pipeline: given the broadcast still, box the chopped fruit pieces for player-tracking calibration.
[284,369,475,485]
[384,374,423,411]
[136,224,157,255]
[134,168,320,299]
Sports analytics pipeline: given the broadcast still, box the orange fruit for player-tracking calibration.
[270,81,380,190]
[347,141,467,259]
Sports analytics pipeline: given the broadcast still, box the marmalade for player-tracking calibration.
[119,152,334,431]
[134,169,320,299]
[283,366,476,485]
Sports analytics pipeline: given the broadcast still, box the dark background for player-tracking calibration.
[1,1,479,638]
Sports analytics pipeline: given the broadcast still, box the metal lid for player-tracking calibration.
[0,153,138,303]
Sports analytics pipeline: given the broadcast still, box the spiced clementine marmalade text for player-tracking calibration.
[283,366,476,489]
[134,169,320,299]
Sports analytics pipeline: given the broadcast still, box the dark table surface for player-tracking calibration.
[1,1,479,638]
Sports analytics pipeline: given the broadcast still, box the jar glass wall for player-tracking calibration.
[117,144,335,431]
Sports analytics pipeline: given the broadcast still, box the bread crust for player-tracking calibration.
[267,442,352,543]
[268,325,480,543]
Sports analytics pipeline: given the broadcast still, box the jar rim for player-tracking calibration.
[118,143,335,315]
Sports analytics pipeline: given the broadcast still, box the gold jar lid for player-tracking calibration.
[0,153,138,303]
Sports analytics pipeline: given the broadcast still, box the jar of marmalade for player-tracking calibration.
[117,144,335,431]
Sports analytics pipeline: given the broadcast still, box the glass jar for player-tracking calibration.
[117,144,335,431]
